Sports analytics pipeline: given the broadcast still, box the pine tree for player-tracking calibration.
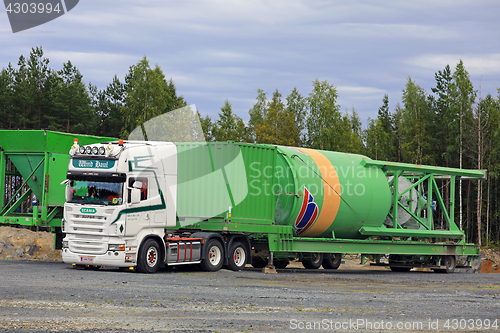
[450,60,476,230]
[247,89,267,143]
[400,77,433,164]
[286,87,307,146]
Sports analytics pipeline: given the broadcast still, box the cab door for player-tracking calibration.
[124,176,151,236]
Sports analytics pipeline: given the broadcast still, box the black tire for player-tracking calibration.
[227,241,248,271]
[390,266,411,272]
[434,255,456,274]
[137,239,161,273]
[322,253,341,269]
[302,253,323,269]
[200,239,224,272]
[251,257,268,268]
[274,259,290,269]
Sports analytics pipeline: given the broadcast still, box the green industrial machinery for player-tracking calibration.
[0,130,115,246]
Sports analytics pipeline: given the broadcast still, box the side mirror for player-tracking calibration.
[130,188,141,204]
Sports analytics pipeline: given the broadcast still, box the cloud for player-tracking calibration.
[407,54,500,76]
[338,86,386,96]
[45,51,136,67]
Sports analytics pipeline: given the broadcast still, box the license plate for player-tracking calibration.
[79,256,94,264]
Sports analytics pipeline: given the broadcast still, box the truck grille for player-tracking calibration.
[70,215,107,233]
[65,207,113,255]
[69,240,107,254]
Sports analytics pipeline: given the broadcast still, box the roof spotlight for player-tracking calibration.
[98,146,105,155]
[79,146,86,154]
[92,146,98,155]
[85,146,92,154]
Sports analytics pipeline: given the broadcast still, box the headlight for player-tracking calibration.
[62,241,69,248]
[108,244,125,251]
[85,146,92,154]
[79,146,86,154]
[98,146,105,155]
[92,146,98,155]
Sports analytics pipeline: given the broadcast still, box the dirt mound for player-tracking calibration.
[0,226,62,261]
[480,248,500,273]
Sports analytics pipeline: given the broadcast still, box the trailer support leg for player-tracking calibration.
[263,251,277,274]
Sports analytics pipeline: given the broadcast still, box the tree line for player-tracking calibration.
[0,47,186,138]
[1,47,499,247]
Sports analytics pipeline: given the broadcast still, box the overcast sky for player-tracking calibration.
[1,1,500,125]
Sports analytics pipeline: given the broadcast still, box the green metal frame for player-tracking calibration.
[0,130,116,230]
[359,159,485,243]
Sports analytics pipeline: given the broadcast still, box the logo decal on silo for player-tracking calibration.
[295,187,318,235]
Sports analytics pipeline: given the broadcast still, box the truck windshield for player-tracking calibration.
[67,180,124,206]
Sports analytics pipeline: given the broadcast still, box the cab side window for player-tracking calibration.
[128,177,148,203]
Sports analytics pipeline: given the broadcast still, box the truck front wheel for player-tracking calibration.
[227,241,248,271]
[137,239,161,273]
[200,239,224,272]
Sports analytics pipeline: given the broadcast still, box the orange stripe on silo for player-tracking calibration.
[300,148,341,237]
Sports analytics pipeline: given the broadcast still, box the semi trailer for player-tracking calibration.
[60,136,485,273]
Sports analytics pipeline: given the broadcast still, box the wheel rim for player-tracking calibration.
[333,254,341,265]
[233,247,246,266]
[208,245,221,266]
[147,246,158,267]
[313,254,321,264]
[444,256,456,271]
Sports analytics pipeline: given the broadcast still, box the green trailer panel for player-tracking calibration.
[175,142,277,226]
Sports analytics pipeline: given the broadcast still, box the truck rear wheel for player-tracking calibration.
[302,253,323,269]
[137,239,161,273]
[200,239,224,272]
[227,241,248,271]
[322,253,341,269]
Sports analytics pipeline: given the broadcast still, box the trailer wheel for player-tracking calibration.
[137,239,161,273]
[434,255,456,274]
[251,257,268,268]
[227,241,248,271]
[390,266,411,272]
[322,253,341,269]
[200,239,224,272]
[302,253,323,269]
[274,259,290,269]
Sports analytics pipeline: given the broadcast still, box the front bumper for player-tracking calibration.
[62,248,131,267]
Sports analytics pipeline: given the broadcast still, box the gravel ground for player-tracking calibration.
[0,260,499,332]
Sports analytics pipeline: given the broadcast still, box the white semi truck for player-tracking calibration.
[61,135,483,274]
